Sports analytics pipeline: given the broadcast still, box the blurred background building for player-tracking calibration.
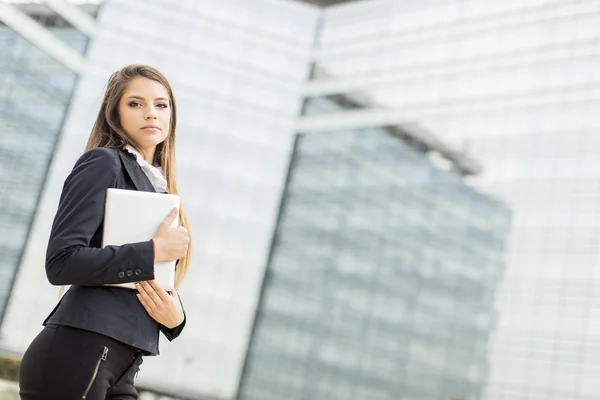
[2,0,600,399]
[238,123,510,399]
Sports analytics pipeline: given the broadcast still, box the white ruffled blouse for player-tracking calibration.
[123,145,168,193]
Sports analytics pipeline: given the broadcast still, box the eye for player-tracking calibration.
[157,103,168,109]
[128,101,142,107]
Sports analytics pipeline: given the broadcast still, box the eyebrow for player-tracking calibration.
[126,95,169,102]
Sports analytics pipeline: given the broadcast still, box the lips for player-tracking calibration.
[142,125,160,130]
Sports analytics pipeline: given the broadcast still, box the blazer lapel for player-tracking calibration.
[117,150,157,193]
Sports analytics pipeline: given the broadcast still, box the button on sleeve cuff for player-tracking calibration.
[115,241,155,283]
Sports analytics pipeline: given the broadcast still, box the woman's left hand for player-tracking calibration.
[136,281,184,329]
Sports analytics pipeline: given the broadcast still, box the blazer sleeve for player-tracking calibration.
[45,148,155,286]
[160,292,186,341]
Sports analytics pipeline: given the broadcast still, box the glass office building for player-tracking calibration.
[0,4,90,323]
[307,1,600,399]
[238,96,511,400]
[3,0,600,399]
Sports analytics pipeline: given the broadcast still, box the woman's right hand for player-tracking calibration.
[152,208,189,263]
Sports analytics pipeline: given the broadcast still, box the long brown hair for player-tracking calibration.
[87,64,192,289]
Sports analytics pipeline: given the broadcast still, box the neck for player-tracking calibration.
[140,147,156,165]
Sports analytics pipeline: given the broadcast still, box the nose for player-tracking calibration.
[145,106,158,120]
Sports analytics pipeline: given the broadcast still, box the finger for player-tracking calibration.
[149,280,170,302]
[136,293,153,314]
[161,208,179,226]
[175,227,188,240]
[136,282,157,310]
[142,281,164,306]
[136,291,157,316]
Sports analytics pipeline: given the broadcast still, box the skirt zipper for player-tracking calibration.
[82,346,109,399]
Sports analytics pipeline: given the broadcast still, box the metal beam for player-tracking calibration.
[295,108,396,132]
[294,109,483,176]
[0,2,89,73]
[46,1,99,38]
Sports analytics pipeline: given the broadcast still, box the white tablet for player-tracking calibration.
[102,188,180,291]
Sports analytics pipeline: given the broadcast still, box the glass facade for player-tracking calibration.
[238,96,511,400]
[0,11,88,322]
[310,1,600,399]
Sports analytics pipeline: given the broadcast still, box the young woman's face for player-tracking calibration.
[119,77,171,154]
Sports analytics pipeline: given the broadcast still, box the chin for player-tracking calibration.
[138,136,164,146]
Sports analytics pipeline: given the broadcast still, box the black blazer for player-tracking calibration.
[43,147,185,355]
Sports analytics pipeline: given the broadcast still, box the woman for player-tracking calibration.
[18,64,192,400]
